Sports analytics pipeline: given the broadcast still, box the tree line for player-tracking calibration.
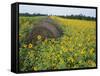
[19,13,96,21]
[59,14,96,21]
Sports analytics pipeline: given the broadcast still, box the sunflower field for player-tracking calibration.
[19,16,96,72]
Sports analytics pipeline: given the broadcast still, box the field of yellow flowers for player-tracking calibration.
[19,16,96,72]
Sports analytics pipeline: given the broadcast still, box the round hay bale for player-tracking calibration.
[25,17,63,44]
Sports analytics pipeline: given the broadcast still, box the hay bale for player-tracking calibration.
[25,17,63,44]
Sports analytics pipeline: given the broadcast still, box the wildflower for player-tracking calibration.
[87,60,96,67]
[81,50,85,55]
[34,67,38,71]
[81,48,86,55]
[28,43,33,48]
[78,43,82,47]
[28,51,34,57]
[37,35,42,40]
[69,48,74,52]
[23,44,27,48]
[68,57,74,63]
[61,41,65,45]
[79,60,82,64]
[74,53,78,57]
[61,46,65,50]
[90,48,94,55]
[60,59,64,64]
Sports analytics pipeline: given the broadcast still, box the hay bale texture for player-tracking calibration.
[25,16,63,44]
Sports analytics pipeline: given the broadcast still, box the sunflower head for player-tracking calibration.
[28,43,33,48]
[37,35,42,40]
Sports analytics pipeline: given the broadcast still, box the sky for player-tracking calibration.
[19,4,96,17]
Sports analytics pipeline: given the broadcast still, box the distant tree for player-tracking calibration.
[58,14,96,21]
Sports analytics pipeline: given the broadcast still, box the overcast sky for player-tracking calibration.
[19,5,96,17]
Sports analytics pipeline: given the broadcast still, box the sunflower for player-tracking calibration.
[23,44,27,48]
[37,35,42,40]
[28,43,33,48]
